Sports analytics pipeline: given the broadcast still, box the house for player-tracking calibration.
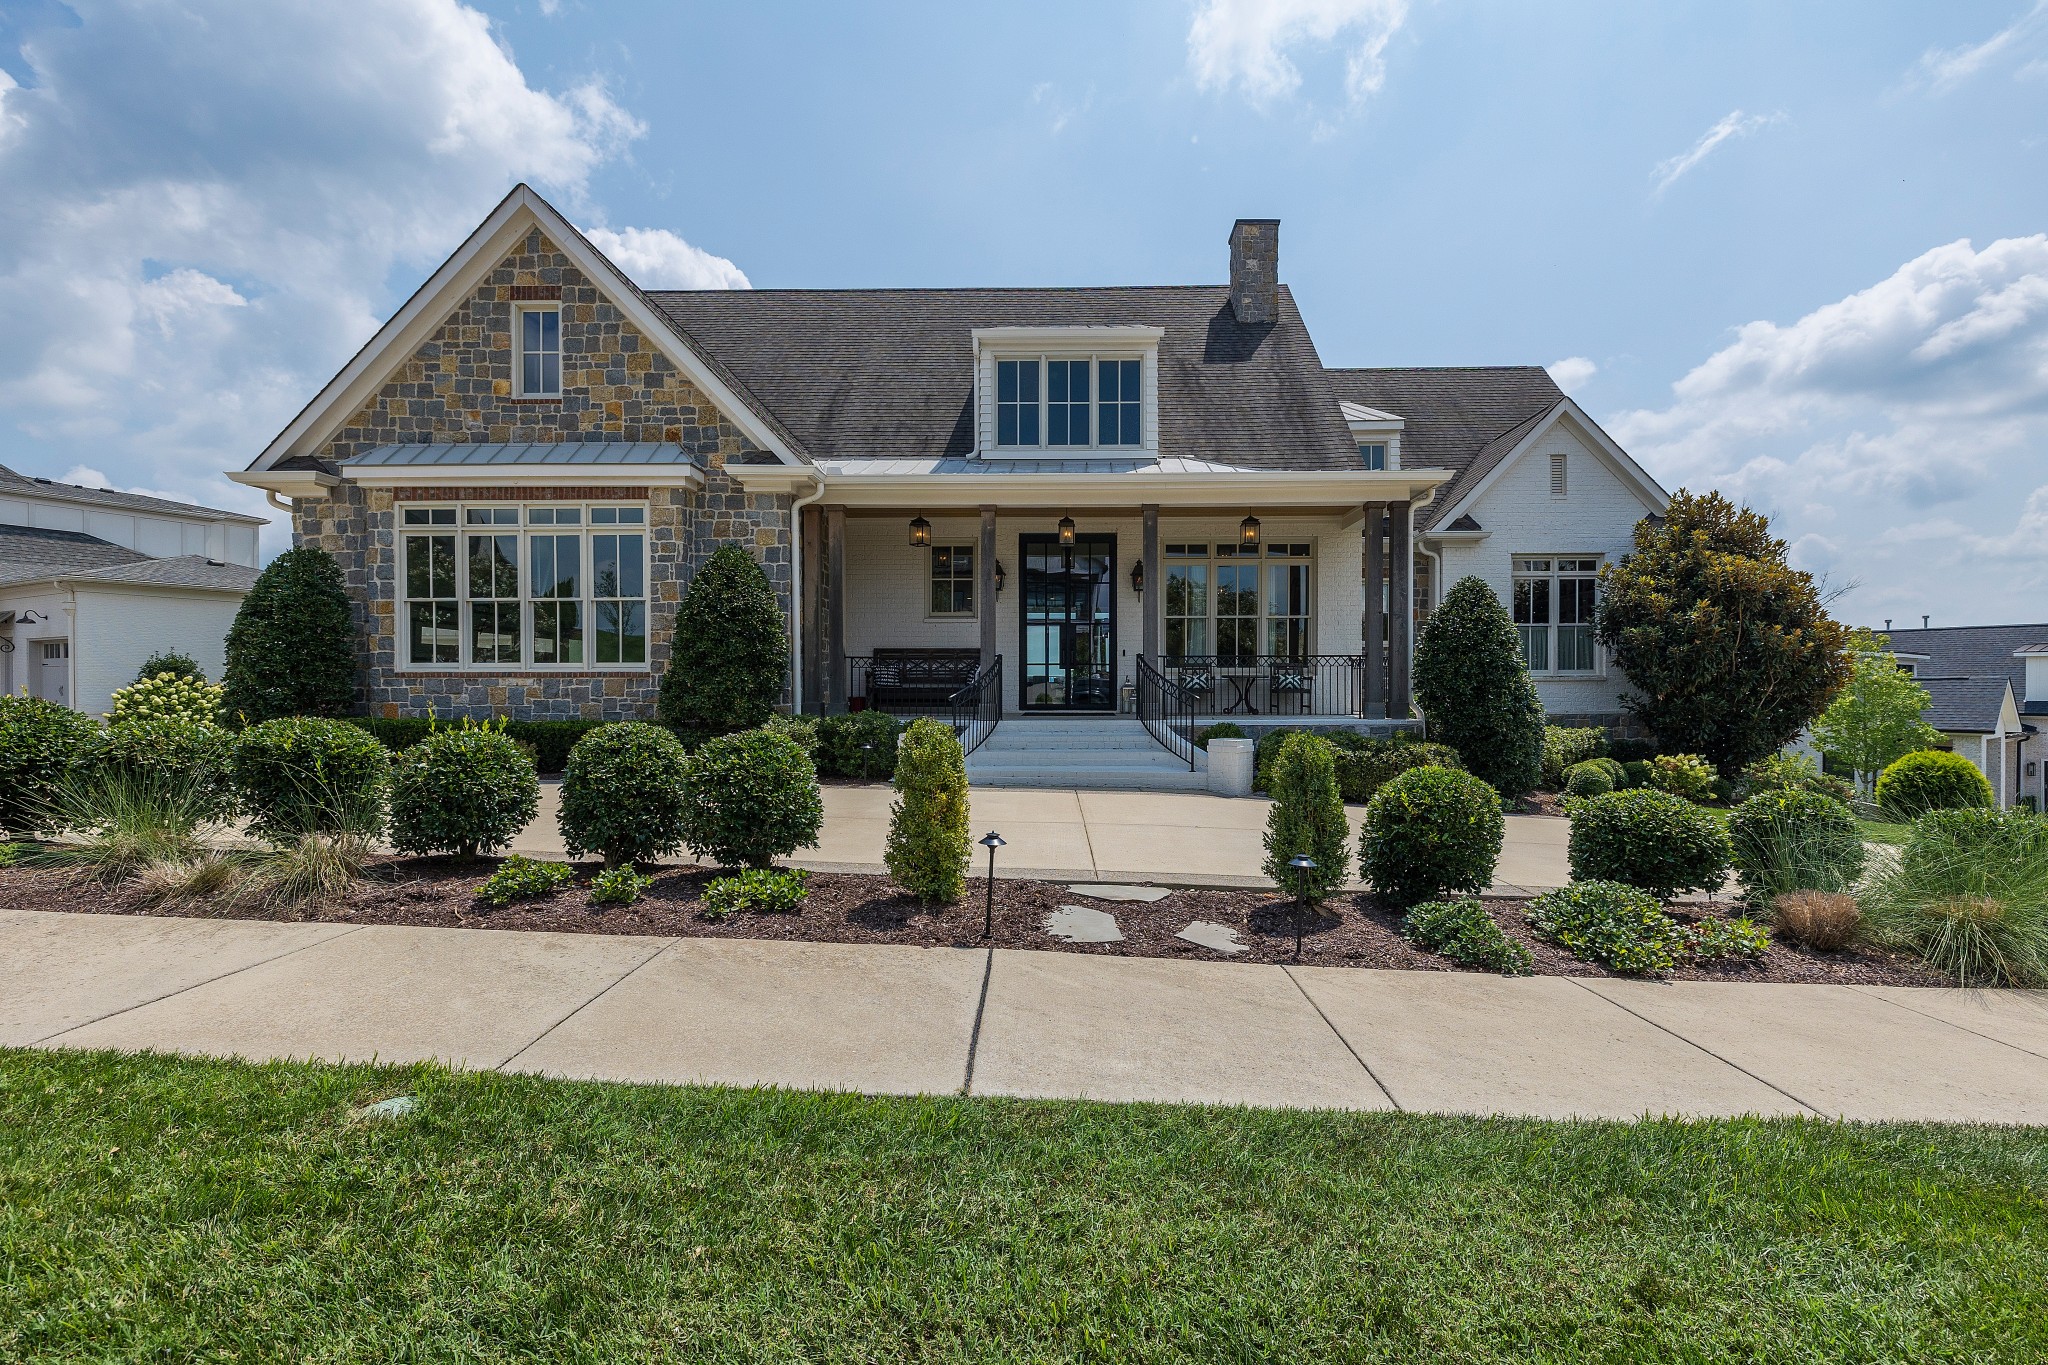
[230,184,1667,783]
[0,465,265,712]
[1878,623,2048,812]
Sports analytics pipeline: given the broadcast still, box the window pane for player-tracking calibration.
[593,534,619,597]
[523,353,543,394]
[615,535,643,598]
[1519,625,1550,671]
[1049,403,1069,446]
[406,536,431,599]
[1018,361,1038,400]
[997,407,1018,445]
[997,360,1018,402]
[540,310,558,349]
[1018,403,1038,445]
[540,352,559,393]
[523,309,541,351]
[1557,625,1595,672]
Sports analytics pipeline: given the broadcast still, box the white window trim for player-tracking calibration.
[513,303,563,399]
[396,499,651,673]
[1160,540,1317,660]
[926,542,978,621]
[1511,554,1604,677]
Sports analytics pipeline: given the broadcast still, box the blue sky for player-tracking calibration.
[2,0,2045,625]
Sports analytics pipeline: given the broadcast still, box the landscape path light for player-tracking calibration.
[979,831,1007,939]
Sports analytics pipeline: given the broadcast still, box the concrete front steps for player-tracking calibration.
[965,716,1207,791]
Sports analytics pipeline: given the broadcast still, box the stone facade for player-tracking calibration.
[290,228,794,721]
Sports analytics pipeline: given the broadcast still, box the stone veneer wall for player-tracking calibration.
[288,226,795,720]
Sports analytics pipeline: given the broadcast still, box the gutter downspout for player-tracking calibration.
[786,473,827,715]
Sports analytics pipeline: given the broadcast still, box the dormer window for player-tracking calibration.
[1358,442,1387,470]
[995,356,1144,449]
[518,306,561,397]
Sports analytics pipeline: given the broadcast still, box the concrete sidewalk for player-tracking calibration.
[7,907,2047,1123]
[508,783,1576,892]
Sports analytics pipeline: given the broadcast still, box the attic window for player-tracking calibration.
[517,306,562,398]
[1549,452,1568,499]
[1359,442,1387,471]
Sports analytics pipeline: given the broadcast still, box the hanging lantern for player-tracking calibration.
[1239,514,1262,550]
[908,515,932,548]
[1057,515,1076,547]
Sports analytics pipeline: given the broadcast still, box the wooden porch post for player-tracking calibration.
[1388,499,1414,718]
[1362,501,1387,718]
[978,505,997,669]
[1141,504,1160,666]
[800,504,824,713]
[824,505,846,713]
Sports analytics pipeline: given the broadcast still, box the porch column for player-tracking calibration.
[1362,501,1387,718]
[1388,498,1414,718]
[800,504,824,713]
[824,505,846,712]
[978,505,997,669]
[1141,504,1160,665]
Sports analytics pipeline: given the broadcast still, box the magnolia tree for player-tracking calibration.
[1810,629,1941,794]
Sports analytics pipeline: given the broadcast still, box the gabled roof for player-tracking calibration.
[649,285,1363,472]
[1880,624,2048,696]
[0,464,260,523]
[1917,675,2015,733]
[0,523,150,573]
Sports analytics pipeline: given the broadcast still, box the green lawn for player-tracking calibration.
[3,1051,2045,1362]
[1856,818,1914,846]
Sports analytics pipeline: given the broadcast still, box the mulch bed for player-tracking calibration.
[0,858,1940,986]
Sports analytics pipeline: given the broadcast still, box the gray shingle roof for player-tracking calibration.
[1323,367,1569,529]
[648,285,1362,473]
[1879,623,2048,696]
[64,556,259,591]
[0,524,151,573]
[346,442,688,468]
[1917,675,2014,733]
[0,463,261,522]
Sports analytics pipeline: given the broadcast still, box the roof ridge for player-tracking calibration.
[646,283,1234,298]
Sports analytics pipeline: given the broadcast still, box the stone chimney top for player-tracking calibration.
[1228,219,1279,326]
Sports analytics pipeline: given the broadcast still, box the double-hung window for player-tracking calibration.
[1164,542,1314,663]
[400,502,647,669]
[994,356,1143,449]
[1512,557,1599,673]
[518,306,561,397]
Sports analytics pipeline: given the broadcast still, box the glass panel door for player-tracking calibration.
[1019,533,1116,710]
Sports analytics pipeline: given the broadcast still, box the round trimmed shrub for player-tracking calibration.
[1619,759,1653,789]
[0,695,99,836]
[1876,749,1993,820]
[388,720,541,859]
[1262,733,1351,904]
[85,718,238,821]
[231,716,391,841]
[558,723,690,868]
[681,728,823,869]
[1196,721,1247,750]
[1335,739,1463,805]
[1727,788,1862,904]
[1359,765,1506,909]
[885,717,971,903]
[1566,788,1730,900]
[1542,726,1608,789]
[1562,760,1614,799]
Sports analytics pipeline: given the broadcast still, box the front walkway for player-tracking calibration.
[6,908,2046,1121]
[509,784,1576,892]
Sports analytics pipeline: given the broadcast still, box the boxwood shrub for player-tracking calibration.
[1262,733,1351,904]
[1359,766,1506,909]
[1562,760,1615,799]
[231,716,391,841]
[1875,749,1994,820]
[885,718,971,904]
[557,723,690,868]
[1566,788,1730,901]
[85,718,239,822]
[348,717,604,774]
[816,709,902,780]
[1334,738,1463,805]
[0,695,99,836]
[388,720,541,859]
[1726,788,1863,905]
[681,728,824,869]
[1196,721,1247,751]
[1526,880,1688,975]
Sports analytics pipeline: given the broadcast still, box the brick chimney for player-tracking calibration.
[1228,219,1279,325]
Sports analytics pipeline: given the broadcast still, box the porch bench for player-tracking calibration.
[865,648,983,709]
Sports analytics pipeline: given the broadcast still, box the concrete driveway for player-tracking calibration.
[510,782,1575,892]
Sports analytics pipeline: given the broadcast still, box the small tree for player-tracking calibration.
[1262,733,1350,903]
[221,546,356,722]
[1413,576,1544,800]
[1809,629,1941,793]
[885,718,971,904]
[1596,491,1849,774]
[657,544,789,737]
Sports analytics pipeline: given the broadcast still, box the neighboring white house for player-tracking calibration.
[0,465,265,713]
[1879,623,2048,812]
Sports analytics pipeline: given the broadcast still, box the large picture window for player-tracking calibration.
[994,355,1143,449]
[1163,542,1313,663]
[400,502,647,669]
[1513,557,1599,673]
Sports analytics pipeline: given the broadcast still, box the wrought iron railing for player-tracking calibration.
[1160,654,1366,718]
[1136,655,1200,770]
[948,655,1002,756]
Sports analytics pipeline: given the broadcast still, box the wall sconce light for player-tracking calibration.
[908,515,932,548]
[1129,559,1145,595]
[1057,515,1076,547]
[994,561,1007,593]
[1239,514,1262,550]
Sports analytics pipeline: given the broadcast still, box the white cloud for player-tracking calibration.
[1546,356,1597,395]
[1188,0,1408,106]
[1651,110,1783,194]
[1912,1,2048,90]
[583,226,748,290]
[1608,235,2048,623]
[0,0,737,552]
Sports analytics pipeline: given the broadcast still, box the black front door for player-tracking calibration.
[1020,533,1116,710]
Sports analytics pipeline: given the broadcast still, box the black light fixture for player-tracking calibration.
[908,515,932,548]
[979,831,1007,938]
[1287,853,1317,960]
[1057,515,1076,547]
[1239,514,1262,551]
[1130,559,1145,595]
[995,561,1007,593]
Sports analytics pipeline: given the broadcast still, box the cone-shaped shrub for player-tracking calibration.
[681,728,823,869]
[1262,732,1350,904]
[657,544,789,738]
[221,545,356,721]
[558,722,690,868]
[389,719,541,859]
[885,717,971,904]
[1413,576,1544,800]
[1359,766,1506,909]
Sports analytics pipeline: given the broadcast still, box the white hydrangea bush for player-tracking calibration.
[108,671,226,730]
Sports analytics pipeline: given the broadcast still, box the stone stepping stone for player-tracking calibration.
[1046,904,1125,943]
[1176,920,1247,955]
[1065,883,1171,903]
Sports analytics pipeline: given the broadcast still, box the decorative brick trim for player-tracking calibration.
[394,486,653,502]
[509,284,562,301]
[504,398,564,406]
